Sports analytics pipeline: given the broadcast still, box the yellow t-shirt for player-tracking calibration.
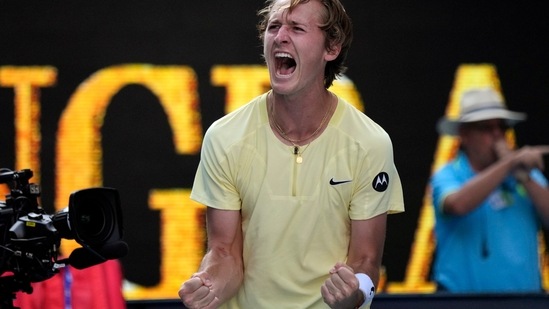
[191,93,404,308]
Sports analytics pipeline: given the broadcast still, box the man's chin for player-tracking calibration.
[270,80,296,95]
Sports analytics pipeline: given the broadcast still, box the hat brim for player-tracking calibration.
[437,110,526,136]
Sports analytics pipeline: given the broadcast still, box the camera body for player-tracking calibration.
[0,168,127,305]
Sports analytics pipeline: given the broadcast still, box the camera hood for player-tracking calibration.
[67,187,123,248]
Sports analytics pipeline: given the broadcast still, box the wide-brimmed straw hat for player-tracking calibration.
[437,87,527,136]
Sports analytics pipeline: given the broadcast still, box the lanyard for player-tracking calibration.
[63,267,73,309]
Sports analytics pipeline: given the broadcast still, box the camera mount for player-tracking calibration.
[0,168,127,308]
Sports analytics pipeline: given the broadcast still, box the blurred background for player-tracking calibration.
[1,0,548,307]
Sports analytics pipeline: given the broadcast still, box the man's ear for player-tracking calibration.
[325,44,341,61]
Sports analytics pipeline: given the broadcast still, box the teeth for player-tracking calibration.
[275,52,293,59]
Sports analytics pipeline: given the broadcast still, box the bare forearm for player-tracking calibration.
[180,208,243,308]
[347,215,386,287]
[347,257,380,287]
[444,157,512,215]
[198,248,244,303]
[521,178,549,227]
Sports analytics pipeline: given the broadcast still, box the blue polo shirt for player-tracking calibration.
[431,151,546,292]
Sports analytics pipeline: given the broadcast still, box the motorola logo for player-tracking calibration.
[372,172,389,192]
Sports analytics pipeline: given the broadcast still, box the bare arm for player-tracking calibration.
[442,156,513,215]
[443,143,549,217]
[521,177,549,227]
[511,145,549,227]
[178,208,243,308]
[347,213,387,285]
[321,213,387,309]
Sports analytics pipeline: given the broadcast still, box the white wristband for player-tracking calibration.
[355,273,375,308]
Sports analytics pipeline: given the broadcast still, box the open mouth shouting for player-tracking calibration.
[275,52,296,77]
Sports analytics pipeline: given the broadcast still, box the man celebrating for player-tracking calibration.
[179,0,404,308]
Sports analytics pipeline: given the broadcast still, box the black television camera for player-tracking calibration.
[0,168,128,308]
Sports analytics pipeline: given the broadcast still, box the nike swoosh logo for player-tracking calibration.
[330,178,352,185]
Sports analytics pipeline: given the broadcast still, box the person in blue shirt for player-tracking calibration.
[431,87,549,293]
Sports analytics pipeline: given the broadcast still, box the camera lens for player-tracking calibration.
[75,195,114,245]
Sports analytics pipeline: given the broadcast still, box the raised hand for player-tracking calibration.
[179,272,220,309]
[321,262,363,309]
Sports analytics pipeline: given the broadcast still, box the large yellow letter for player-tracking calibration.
[0,66,57,185]
[56,64,202,256]
[123,189,206,299]
[386,63,529,293]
